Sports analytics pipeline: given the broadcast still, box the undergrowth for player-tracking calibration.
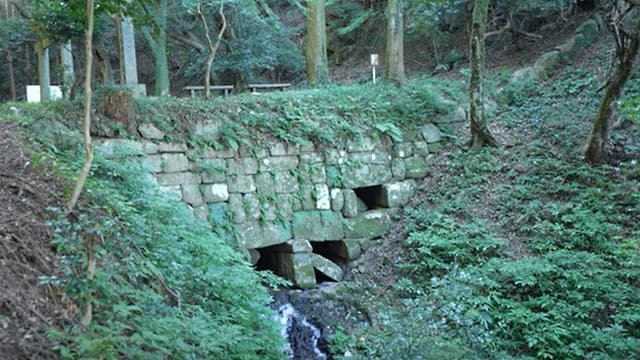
[36,141,286,358]
[336,56,640,359]
[134,78,462,150]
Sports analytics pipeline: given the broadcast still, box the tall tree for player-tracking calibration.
[305,0,329,84]
[468,0,497,150]
[141,0,170,96]
[583,2,640,162]
[385,0,406,86]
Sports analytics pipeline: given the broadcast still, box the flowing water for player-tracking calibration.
[275,300,329,360]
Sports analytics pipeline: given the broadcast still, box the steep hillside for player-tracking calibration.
[313,36,640,359]
[0,122,65,358]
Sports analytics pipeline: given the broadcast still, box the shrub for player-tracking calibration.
[43,144,284,359]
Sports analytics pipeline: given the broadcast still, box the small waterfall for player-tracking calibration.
[276,301,328,360]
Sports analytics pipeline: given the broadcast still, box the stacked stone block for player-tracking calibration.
[97,122,444,288]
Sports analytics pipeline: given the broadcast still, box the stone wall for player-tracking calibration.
[98,122,444,288]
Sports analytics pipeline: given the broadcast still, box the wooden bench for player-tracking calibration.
[183,85,234,97]
[248,83,292,92]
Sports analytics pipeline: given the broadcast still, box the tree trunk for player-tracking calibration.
[224,25,248,92]
[61,41,75,99]
[469,0,498,150]
[198,2,227,99]
[153,35,169,95]
[35,40,51,102]
[583,9,640,162]
[305,0,329,85]
[7,50,16,101]
[142,0,170,96]
[385,0,406,86]
[24,43,33,84]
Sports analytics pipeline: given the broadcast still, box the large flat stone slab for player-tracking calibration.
[344,210,392,239]
[236,221,292,248]
[292,211,344,241]
[341,163,392,188]
[312,254,343,281]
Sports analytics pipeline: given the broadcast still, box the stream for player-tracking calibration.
[275,293,329,360]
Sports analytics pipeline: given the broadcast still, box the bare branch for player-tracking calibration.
[485,18,511,39]
[517,30,543,40]
[170,32,206,53]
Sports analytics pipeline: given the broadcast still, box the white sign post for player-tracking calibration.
[370,54,379,84]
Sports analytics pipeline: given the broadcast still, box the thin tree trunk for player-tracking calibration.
[305,0,329,85]
[385,0,406,86]
[198,1,227,99]
[67,0,96,327]
[469,0,498,150]
[584,20,640,161]
[7,50,16,101]
[66,0,95,216]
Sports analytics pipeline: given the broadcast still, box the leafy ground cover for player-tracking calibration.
[1,109,288,358]
[38,143,286,359]
[331,40,640,359]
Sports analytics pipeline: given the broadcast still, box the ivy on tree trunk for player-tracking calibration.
[469,0,498,150]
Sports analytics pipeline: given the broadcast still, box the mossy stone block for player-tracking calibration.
[292,211,344,241]
[345,210,392,239]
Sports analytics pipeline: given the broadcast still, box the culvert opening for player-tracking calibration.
[254,242,347,286]
[311,241,347,264]
[353,184,386,210]
[314,268,335,283]
[254,244,288,278]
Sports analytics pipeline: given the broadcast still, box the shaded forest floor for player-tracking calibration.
[0,122,66,359]
[319,34,640,358]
